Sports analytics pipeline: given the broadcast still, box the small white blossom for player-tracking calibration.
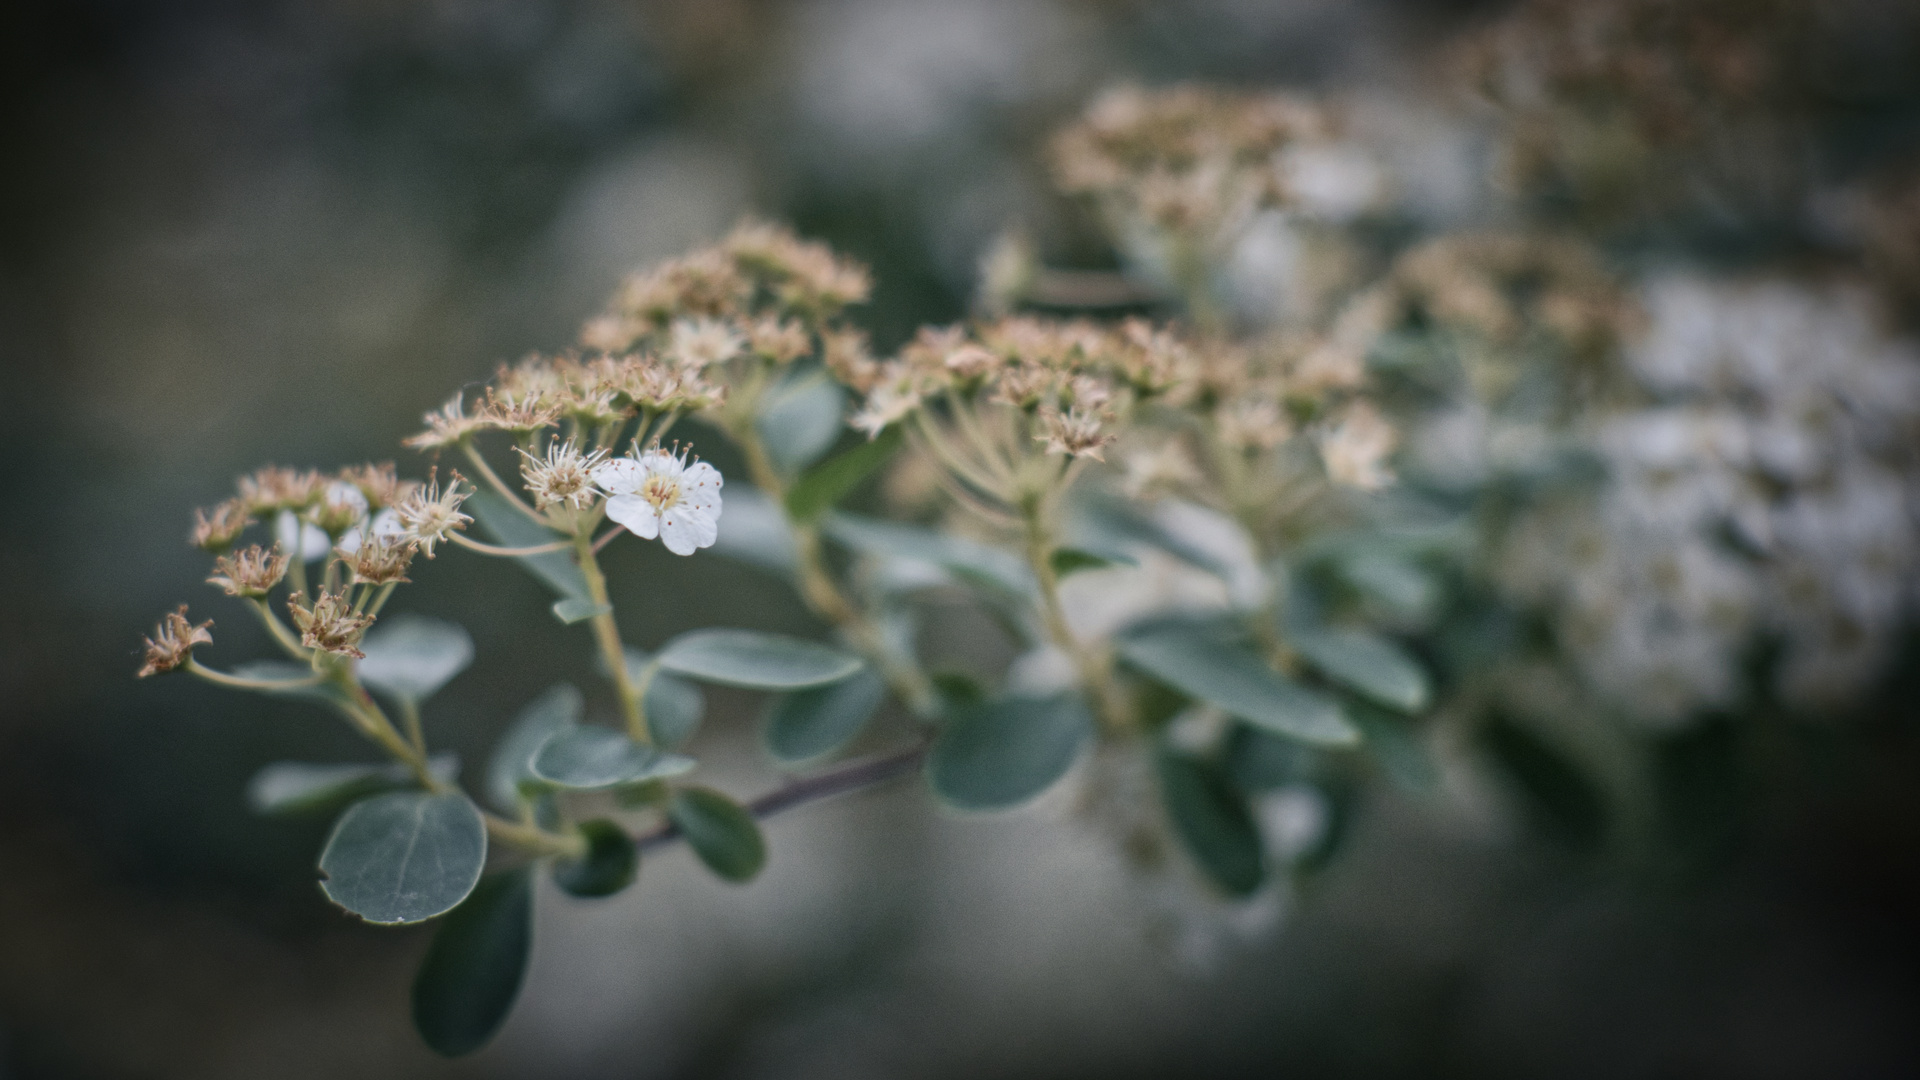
[592,446,724,556]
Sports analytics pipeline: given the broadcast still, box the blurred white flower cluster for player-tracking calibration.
[1499,277,1920,723]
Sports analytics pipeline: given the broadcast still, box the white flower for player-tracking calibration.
[592,446,723,556]
[668,317,745,370]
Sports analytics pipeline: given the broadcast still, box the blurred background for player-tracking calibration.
[2,0,1918,1075]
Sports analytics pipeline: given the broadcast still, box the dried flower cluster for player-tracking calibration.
[1455,0,1821,227]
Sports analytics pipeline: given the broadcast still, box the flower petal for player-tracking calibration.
[658,506,718,556]
[640,449,685,480]
[605,494,660,539]
[592,457,645,495]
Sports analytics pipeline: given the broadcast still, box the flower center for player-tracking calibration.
[642,474,683,511]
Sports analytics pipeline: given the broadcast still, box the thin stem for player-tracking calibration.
[450,532,571,557]
[365,582,399,618]
[485,814,587,858]
[574,531,649,743]
[247,598,309,660]
[1020,494,1127,734]
[185,658,324,693]
[591,524,625,555]
[633,742,928,853]
[461,440,543,522]
[736,423,937,717]
[287,552,309,601]
[398,697,427,756]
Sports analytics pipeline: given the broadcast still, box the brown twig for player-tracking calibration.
[634,742,929,853]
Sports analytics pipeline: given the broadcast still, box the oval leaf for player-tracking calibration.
[1158,752,1265,897]
[784,425,902,524]
[668,787,767,883]
[765,668,887,764]
[357,615,474,703]
[646,672,706,750]
[708,487,798,574]
[1290,626,1430,713]
[319,792,487,925]
[485,684,583,812]
[467,491,590,600]
[412,867,533,1057]
[1116,622,1358,747]
[552,598,612,625]
[758,370,847,472]
[655,629,864,690]
[927,693,1092,811]
[615,649,707,750]
[552,819,639,898]
[249,755,458,817]
[530,726,696,790]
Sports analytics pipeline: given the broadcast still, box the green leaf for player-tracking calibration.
[1049,546,1134,578]
[1224,726,1313,794]
[412,867,533,1057]
[617,648,706,750]
[668,787,767,883]
[823,513,1034,599]
[551,597,611,625]
[1348,706,1437,792]
[655,629,864,690]
[757,369,847,472]
[927,693,1092,811]
[1158,752,1265,897]
[1338,552,1440,624]
[1289,626,1431,713]
[248,755,459,817]
[357,615,474,704]
[319,792,487,925]
[485,684,582,812]
[707,487,798,574]
[551,819,638,898]
[784,425,902,524]
[529,726,696,790]
[764,668,887,763]
[467,491,589,600]
[1116,622,1358,747]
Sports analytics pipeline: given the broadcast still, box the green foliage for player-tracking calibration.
[318,792,487,924]
[822,513,1035,600]
[757,368,848,472]
[1288,625,1431,713]
[618,648,707,749]
[530,726,697,790]
[467,491,590,600]
[1116,621,1358,747]
[356,615,474,704]
[764,668,888,763]
[1158,751,1265,897]
[669,787,768,882]
[784,426,902,523]
[1048,546,1134,578]
[412,868,534,1057]
[655,628,865,690]
[927,693,1092,811]
[551,597,612,624]
[552,819,639,898]
[485,684,582,812]
[248,755,459,817]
